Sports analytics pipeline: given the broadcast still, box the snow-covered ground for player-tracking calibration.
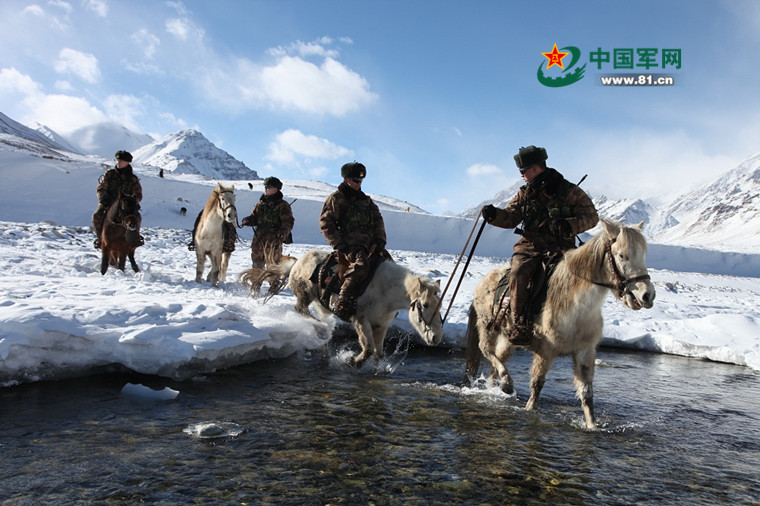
[1,219,758,387]
[1,145,759,386]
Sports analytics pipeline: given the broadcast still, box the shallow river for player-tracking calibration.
[2,340,759,505]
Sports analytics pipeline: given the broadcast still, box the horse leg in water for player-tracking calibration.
[572,348,597,429]
[526,353,556,412]
[350,318,377,368]
[491,333,516,394]
[480,336,515,394]
[128,251,140,273]
[371,322,389,359]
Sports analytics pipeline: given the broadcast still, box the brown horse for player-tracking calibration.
[464,219,655,429]
[100,192,142,275]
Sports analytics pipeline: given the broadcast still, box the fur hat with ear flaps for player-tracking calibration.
[263,176,283,190]
[341,162,366,179]
[514,145,547,169]
[115,150,133,163]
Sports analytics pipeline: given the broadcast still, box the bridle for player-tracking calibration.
[215,189,237,220]
[411,297,443,335]
[587,240,651,299]
[112,194,139,231]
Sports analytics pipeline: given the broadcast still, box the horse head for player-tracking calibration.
[408,276,444,346]
[119,193,141,232]
[601,219,656,310]
[215,183,237,224]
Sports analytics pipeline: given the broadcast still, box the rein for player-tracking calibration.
[410,298,442,335]
[214,188,238,225]
[585,240,651,299]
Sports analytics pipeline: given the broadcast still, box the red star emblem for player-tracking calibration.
[542,44,569,70]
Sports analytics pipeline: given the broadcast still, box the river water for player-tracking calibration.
[2,340,759,505]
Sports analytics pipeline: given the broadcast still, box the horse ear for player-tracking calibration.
[633,220,645,230]
[601,218,620,238]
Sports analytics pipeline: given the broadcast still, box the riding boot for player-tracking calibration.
[188,211,202,251]
[92,207,105,249]
[333,290,357,321]
[508,315,534,346]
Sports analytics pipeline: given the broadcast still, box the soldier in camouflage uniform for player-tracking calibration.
[92,150,143,249]
[481,145,598,345]
[319,162,387,321]
[240,177,294,273]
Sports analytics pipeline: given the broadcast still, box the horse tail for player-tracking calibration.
[463,303,482,386]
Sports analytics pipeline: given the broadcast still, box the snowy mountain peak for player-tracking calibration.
[133,129,260,181]
[0,112,72,154]
[65,121,154,159]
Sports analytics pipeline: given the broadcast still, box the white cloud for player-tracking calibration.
[103,94,145,132]
[21,5,44,16]
[266,129,351,165]
[131,29,160,59]
[82,0,107,17]
[466,163,503,176]
[48,0,72,14]
[259,56,377,116]
[54,48,101,83]
[198,38,376,117]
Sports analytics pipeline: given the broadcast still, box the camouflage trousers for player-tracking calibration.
[251,230,283,269]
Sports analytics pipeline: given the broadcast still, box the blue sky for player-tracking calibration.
[1,0,759,214]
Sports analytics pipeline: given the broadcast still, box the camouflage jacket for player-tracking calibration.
[319,182,386,253]
[246,191,294,238]
[489,168,598,254]
[96,165,143,205]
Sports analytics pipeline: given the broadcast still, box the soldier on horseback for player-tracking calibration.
[481,145,598,345]
[240,176,295,272]
[92,150,143,249]
[319,162,388,321]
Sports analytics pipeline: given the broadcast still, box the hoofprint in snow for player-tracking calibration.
[1,221,759,387]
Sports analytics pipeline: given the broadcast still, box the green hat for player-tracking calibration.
[514,146,547,169]
[115,150,133,162]
[341,162,366,179]
[263,176,282,190]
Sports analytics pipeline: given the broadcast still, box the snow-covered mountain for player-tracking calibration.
[464,154,760,254]
[29,121,82,154]
[2,110,758,253]
[0,112,74,156]
[65,121,154,158]
[134,129,260,181]
[651,152,760,251]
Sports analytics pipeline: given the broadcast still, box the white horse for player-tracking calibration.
[194,183,237,286]
[464,219,656,429]
[266,250,444,368]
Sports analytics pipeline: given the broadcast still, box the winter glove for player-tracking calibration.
[481,204,497,222]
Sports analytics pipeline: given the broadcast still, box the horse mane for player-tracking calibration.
[548,220,647,316]
[202,185,221,216]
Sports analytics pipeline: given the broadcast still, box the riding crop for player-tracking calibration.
[425,210,486,326]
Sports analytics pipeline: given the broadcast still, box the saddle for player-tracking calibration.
[188,212,237,252]
[487,253,563,330]
[310,251,388,308]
